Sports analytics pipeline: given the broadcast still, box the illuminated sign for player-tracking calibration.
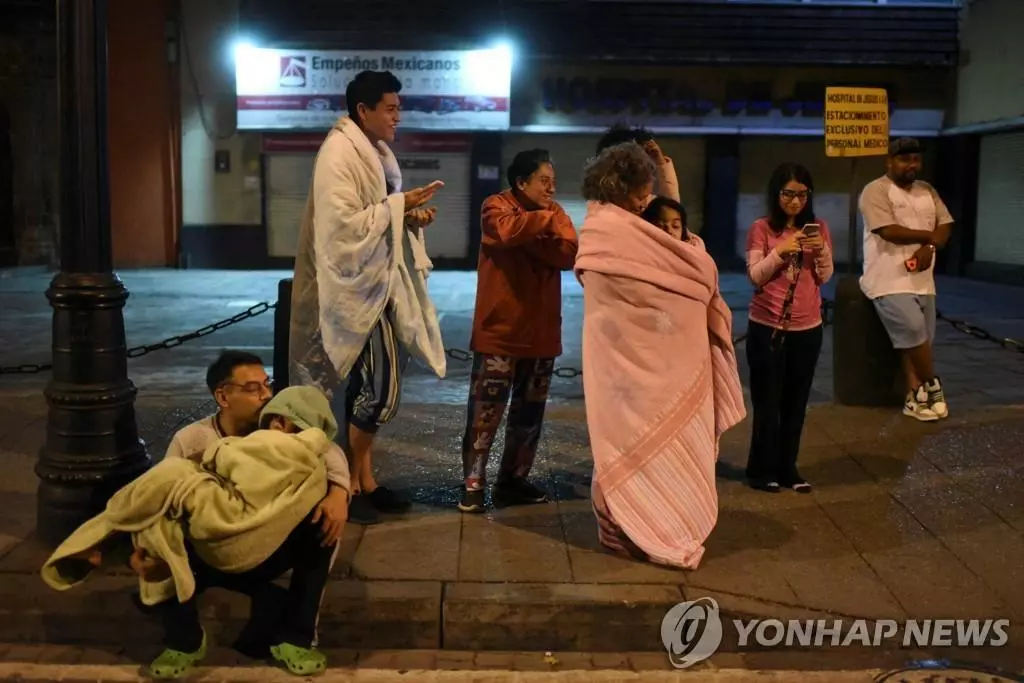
[235,46,512,131]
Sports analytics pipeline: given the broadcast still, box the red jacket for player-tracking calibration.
[470,191,578,358]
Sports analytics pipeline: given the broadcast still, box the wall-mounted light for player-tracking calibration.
[231,38,259,66]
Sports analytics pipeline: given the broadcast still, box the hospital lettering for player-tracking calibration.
[826,124,872,136]
[825,110,887,121]
[826,91,887,105]
[825,125,890,137]
[826,138,888,150]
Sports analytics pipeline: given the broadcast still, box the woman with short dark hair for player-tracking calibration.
[458,148,579,513]
[574,142,746,569]
[744,162,834,494]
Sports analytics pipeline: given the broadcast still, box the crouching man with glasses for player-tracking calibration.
[147,350,350,671]
[165,350,350,542]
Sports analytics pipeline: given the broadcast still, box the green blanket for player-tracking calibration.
[41,427,330,605]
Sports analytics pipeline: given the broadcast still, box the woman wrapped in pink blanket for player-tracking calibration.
[574,143,747,570]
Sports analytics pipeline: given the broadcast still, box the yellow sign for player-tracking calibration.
[824,87,890,158]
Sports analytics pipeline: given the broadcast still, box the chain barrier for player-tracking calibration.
[0,361,53,375]
[936,311,1024,354]
[0,302,278,376]
[125,302,274,359]
[0,297,835,379]
[9,295,1014,382]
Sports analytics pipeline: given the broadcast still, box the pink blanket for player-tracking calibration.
[574,201,746,569]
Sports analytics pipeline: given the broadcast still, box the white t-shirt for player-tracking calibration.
[858,175,954,300]
[164,414,351,495]
[164,415,222,461]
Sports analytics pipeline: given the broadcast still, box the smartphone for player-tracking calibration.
[801,223,821,236]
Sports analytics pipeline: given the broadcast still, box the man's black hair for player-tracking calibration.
[507,148,552,189]
[888,136,922,157]
[205,350,265,393]
[596,123,655,154]
[346,70,403,122]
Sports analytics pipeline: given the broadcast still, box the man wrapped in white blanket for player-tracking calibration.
[289,70,447,525]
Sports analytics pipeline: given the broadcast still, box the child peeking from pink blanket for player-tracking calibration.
[575,142,746,570]
[641,196,707,252]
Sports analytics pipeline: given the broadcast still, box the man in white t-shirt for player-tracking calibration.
[159,351,350,661]
[164,349,271,460]
[858,138,954,422]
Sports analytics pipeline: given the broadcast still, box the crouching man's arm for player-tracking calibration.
[312,443,351,547]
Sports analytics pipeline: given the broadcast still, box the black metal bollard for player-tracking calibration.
[832,276,904,407]
[273,278,292,392]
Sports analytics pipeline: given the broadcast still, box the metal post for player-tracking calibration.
[833,155,901,407]
[847,156,860,274]
[273,278,292,392]
[36,0,151,545]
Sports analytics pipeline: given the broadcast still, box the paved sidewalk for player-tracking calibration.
[1,268,1023,673]
[0,644,1020,683]
[0,652,889,683]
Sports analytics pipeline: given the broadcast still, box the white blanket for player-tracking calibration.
[289,116,446,393]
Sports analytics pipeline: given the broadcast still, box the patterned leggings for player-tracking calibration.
[460,353,554,490]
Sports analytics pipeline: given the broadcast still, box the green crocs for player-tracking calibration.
[270,642,327,676]
[149,631,207,680]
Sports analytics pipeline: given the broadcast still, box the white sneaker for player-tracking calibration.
[903,392,939,422]
[923,377,949,419]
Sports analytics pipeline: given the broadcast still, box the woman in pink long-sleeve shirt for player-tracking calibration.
[744,163,834,494]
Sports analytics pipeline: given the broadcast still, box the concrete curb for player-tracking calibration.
[4,572,1005,656]
[6,559,1024,670]
[7,577,688,651]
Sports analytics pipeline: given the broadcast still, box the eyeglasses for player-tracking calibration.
[220,378,273,394]
[780,190,811,202]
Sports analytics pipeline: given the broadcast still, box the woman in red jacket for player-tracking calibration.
[459,149,579,513]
